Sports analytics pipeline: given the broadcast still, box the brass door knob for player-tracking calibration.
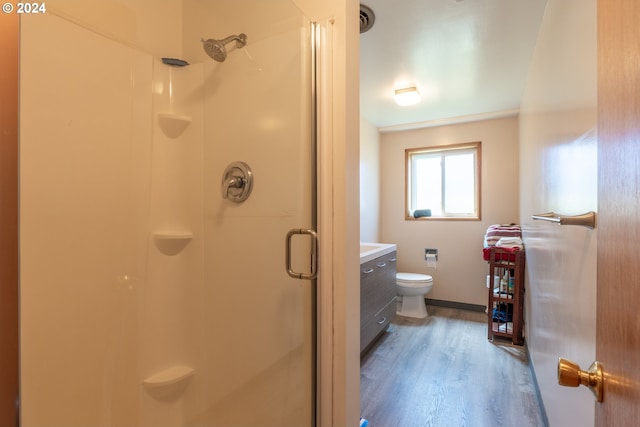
[557,357,604,402]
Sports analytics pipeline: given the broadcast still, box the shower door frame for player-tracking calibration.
[315,15,361,427]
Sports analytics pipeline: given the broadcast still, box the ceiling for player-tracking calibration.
[359,0,548,131]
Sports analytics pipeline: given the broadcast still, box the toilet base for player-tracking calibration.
[396,295,428,318]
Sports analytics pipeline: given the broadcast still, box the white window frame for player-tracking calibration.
[405,141,481,220]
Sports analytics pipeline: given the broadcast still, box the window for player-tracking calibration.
[406,142,481,220]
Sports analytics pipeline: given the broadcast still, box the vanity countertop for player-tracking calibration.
[360,242,397,264]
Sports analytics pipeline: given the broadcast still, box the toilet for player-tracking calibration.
[395,272,434,318]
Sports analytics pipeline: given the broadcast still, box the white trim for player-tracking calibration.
[316,4,361,425]
[378,108,520,133]
[316,18,334,427]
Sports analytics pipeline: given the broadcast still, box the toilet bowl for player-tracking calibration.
[395,272,433,318]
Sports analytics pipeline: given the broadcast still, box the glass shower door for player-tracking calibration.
[194,1,317,426]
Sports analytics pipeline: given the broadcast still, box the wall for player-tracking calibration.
[360,117,380,242]
[41,0,182,58]
[379,116,519,306]
[519,1,597,426]
[143,60,205,426]
[20,11,155,426]
[19,2,194,425]
[0,11,19,427]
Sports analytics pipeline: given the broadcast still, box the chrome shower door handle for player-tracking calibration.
[286,228,318,280]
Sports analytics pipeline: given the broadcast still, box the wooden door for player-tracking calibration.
[596,0,640,425]
[0,11,19,427]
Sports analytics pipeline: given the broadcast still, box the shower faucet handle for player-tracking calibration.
[222,176,243,198]
[221,161,253,202]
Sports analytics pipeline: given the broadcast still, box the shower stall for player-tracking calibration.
[19,1,319,426]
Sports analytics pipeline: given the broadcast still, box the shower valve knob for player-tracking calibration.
[221,161,253,203]
[227,176,244,189]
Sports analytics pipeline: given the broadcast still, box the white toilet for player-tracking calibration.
[395,272,434,318]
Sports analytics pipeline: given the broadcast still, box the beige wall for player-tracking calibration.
[44,0,183,58]
[20,11,156,426]
[360,117,380,243]
[0,11,19,427]
[378,117,519,306]
[519,1,597,426]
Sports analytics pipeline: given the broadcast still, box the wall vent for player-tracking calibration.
[360,5,375,34]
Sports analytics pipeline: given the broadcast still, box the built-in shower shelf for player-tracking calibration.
[143,365,194,400]
[157,113,192,138]
[153,231,193,255]
[143,365,195,388]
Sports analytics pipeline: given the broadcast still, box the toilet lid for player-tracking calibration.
[396,272,432,285]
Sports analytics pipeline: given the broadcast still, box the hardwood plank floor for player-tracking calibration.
[360,306,545,427]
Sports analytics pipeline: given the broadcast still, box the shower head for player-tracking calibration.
[202,39,227,62]
[201,33,247,62]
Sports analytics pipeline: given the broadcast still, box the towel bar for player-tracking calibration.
[531,211,596,229]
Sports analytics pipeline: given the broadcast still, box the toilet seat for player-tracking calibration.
[396,272,432,287]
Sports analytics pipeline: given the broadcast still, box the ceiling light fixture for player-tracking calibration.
[394,86,421,106]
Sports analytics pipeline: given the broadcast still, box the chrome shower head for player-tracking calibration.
[201,33,247,62]
[201,39,226,62]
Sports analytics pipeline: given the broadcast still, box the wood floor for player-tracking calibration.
[360,306,546,427]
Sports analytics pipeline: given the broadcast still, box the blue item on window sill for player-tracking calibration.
[413,209,431,218]
[360,417,369,427]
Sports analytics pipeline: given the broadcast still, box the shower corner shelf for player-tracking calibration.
[157,112,192,138]
[143,365,195,400]
[153,231,193,255]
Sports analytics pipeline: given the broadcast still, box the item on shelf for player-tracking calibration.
[497,323,513,334]
[492,303,513,322]
[493,289,514,299]
[483,223,522,247]
[482,223,523,261]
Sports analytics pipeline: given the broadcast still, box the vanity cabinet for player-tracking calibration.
[360,251,397,353]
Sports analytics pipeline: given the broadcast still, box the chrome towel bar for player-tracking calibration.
[531,211,596,229]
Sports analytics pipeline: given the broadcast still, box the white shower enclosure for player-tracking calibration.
[19,1,317,426]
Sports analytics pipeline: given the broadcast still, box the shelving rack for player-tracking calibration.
[487,248,525,345]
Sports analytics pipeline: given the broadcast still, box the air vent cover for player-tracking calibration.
[360,5,375,34]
